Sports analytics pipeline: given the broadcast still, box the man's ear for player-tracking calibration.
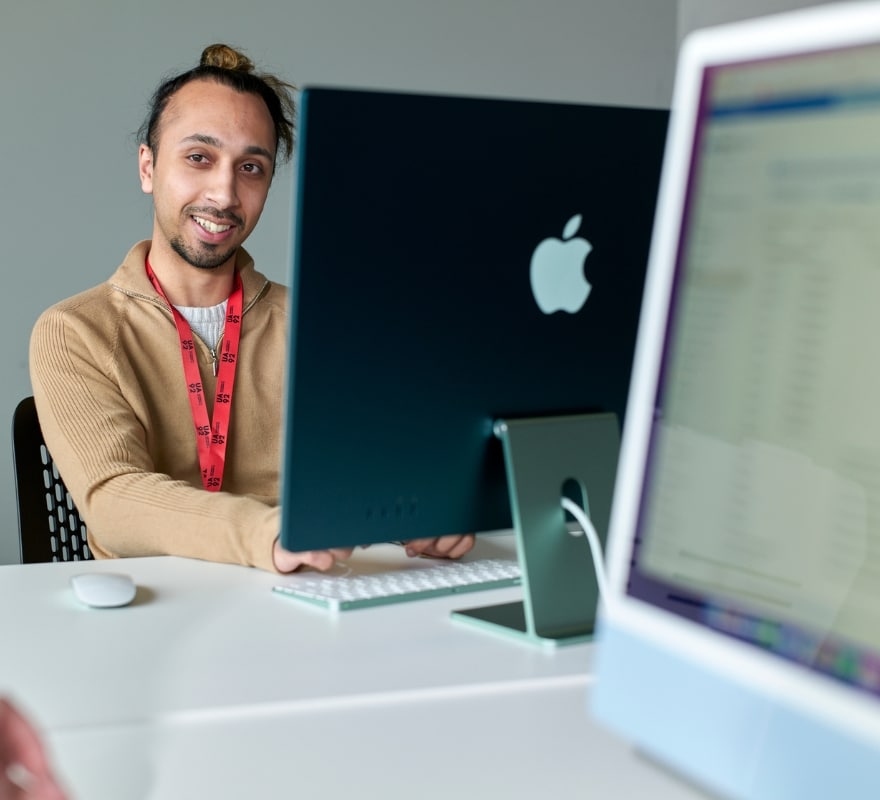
[138,144,155,195]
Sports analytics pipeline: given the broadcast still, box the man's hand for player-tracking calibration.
[401,534,475,560]
[272,539,354,573]
[0,698,67,800]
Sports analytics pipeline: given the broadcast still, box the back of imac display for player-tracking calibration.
[280,87,668,555]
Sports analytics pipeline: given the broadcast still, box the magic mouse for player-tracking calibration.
[70,572,137,608]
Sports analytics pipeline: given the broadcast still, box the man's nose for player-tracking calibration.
[205,165,239,209]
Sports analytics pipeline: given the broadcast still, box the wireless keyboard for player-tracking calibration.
[272,557,521,611]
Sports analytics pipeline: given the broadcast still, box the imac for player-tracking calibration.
[279,87,667,645]
[594,4,880,797]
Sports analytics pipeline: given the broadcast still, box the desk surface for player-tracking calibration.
[47,677,707,800]
[1,535,592,730]
[1,534,707,799]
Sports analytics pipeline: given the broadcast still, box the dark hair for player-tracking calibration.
[138,44,296,168]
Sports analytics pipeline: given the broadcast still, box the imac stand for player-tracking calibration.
[451,413,620,647]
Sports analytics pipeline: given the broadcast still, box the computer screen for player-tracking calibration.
[279,87,667,642]
[594,4,880,797]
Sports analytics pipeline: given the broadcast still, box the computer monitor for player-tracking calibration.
[593,4,880,796]
[280,86,667,644]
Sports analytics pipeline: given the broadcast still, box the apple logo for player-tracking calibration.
[529,214,593,314]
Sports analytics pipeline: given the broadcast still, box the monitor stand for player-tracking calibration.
[451,412,619,647]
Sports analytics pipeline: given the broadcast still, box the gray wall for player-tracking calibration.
[678,0,845,40]
[0,0,677,564]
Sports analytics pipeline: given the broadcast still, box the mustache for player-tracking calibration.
[187,207,244,228]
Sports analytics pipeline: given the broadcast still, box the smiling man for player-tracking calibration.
[29,44,474,573]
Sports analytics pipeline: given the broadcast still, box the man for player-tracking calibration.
[0,698,66,800]
[30,45,474,572]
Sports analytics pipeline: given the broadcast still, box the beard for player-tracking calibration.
[168,206,246,270]
[170,236,237,270]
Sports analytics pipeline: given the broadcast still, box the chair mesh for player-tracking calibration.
[40,444,91,562]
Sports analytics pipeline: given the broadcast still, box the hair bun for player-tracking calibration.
[200,43,254,73]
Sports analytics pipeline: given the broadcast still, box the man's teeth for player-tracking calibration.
[194,217,233,234]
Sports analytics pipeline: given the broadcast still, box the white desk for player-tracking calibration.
[46,678,708,800]
[1,535,708,798]
[1,536,592,729]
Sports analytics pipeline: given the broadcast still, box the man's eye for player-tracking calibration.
[188,153,208,163]
[242,163,263,174]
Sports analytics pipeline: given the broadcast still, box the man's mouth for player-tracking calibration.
[193,216,234,234]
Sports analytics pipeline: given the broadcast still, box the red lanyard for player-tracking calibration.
[146,259,243,492]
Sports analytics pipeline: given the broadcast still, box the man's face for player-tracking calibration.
[138,78,276,271]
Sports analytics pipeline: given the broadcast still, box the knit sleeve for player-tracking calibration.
[28,293,282,573]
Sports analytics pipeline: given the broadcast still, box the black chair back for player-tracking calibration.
[11,396,92,563]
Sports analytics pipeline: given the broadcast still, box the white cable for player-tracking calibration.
[561,496,611,609]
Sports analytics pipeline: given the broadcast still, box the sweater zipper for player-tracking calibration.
[209,335,223,377]
[206,281,265,377]
[113,278,270,379]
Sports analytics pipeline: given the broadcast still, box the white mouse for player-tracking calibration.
[70,572,137,608]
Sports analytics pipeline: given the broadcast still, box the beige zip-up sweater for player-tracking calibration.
[29,241,286,572]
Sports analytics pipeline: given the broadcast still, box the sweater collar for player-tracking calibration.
[111,240,270,309]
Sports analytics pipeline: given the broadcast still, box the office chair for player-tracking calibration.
[11,396,93,563]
